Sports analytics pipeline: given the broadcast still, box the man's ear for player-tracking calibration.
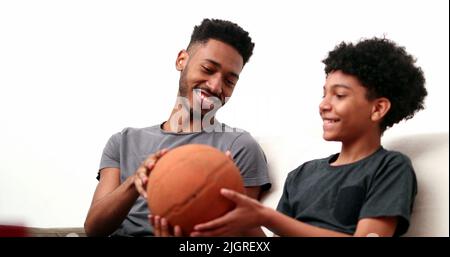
[175,50,189,71]
[371,97,391,122]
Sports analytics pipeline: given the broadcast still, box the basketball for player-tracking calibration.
[146,144,245,235]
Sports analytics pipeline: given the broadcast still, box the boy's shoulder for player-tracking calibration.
[286,147,413,178]
[380,148,412,163]
[287,155,334,178]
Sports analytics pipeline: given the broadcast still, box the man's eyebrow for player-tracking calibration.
[205,59,239,79]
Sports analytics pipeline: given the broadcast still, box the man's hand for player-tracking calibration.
[134,149,169,198]
[149,214,183,237]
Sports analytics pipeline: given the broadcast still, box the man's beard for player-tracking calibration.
[178,68,189,98]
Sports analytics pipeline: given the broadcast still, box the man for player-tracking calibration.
[84,18,271,237]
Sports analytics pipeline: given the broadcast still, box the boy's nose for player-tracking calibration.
[319,97,331,112]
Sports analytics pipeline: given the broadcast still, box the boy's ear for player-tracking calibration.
[371,97,391,122]
[175,50,189,71]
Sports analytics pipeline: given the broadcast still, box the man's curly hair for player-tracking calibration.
[188,18,255,65]
[323,37,427,132]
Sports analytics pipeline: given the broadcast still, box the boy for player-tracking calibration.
[188,37,427,237]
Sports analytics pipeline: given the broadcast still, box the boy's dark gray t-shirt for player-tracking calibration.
[277,147,417,236]
[99,122,271,236]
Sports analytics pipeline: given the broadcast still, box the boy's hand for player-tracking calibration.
[190,188,265,237]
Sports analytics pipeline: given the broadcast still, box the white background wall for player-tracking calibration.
[0,0,448,228]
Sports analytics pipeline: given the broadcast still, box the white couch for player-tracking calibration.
[22,133,448,237]
[258,132,449,237]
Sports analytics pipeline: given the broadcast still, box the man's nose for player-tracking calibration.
[206,75,223,96]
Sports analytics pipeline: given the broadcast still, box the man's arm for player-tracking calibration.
[85,150,167,236]
[84,168,139,236]
[244,186,261,200]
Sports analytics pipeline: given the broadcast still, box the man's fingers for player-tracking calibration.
[191,226,228,237]
[134,176,147,198]
[135,166,148,198]
[174,225,183,237]
[144,148,169,169]
[160,218,170,237]
[158,148,169,158]
[153,216,161,236]
[225,150,233,161]
[137,166,148,184]
[148,214,155,227]
[145,163,154,173]
[144,158,155,170]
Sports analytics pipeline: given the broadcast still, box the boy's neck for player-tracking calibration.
[332,134,381,166]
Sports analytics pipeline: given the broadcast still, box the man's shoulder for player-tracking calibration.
[104,125,162,145]
[116,124,161,136]
[217,123,259,144]
[216,123,249,134]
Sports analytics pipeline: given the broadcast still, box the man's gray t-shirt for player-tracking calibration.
[99,122,271,236]
[277,147,417,236]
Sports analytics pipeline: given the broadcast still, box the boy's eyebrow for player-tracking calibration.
[204,59,240,79]
[323,84,353,90]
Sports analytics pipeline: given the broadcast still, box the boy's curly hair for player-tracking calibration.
[323,37,427,132]
[188,18,255,65]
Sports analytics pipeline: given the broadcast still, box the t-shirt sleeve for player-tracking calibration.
[230,133,271,191]
[97,132,122,180]
[276,171,294,217]
[359,153,417,236]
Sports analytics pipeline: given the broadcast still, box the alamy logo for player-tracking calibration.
[169,89,243,133]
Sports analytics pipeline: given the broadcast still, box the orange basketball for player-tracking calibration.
[146,144,245,235]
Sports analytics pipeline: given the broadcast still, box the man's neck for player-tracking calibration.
[163,109,217,133]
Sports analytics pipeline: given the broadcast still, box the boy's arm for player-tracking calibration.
[264,208,350,237]
[192,190,349,237]
[241,186,268,236]
[353,217,398,237]
[193,189,398,237]
[266,209,397,237]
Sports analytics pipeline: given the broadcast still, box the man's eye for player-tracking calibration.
[225,79,235,87]
[202,66,214,74]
